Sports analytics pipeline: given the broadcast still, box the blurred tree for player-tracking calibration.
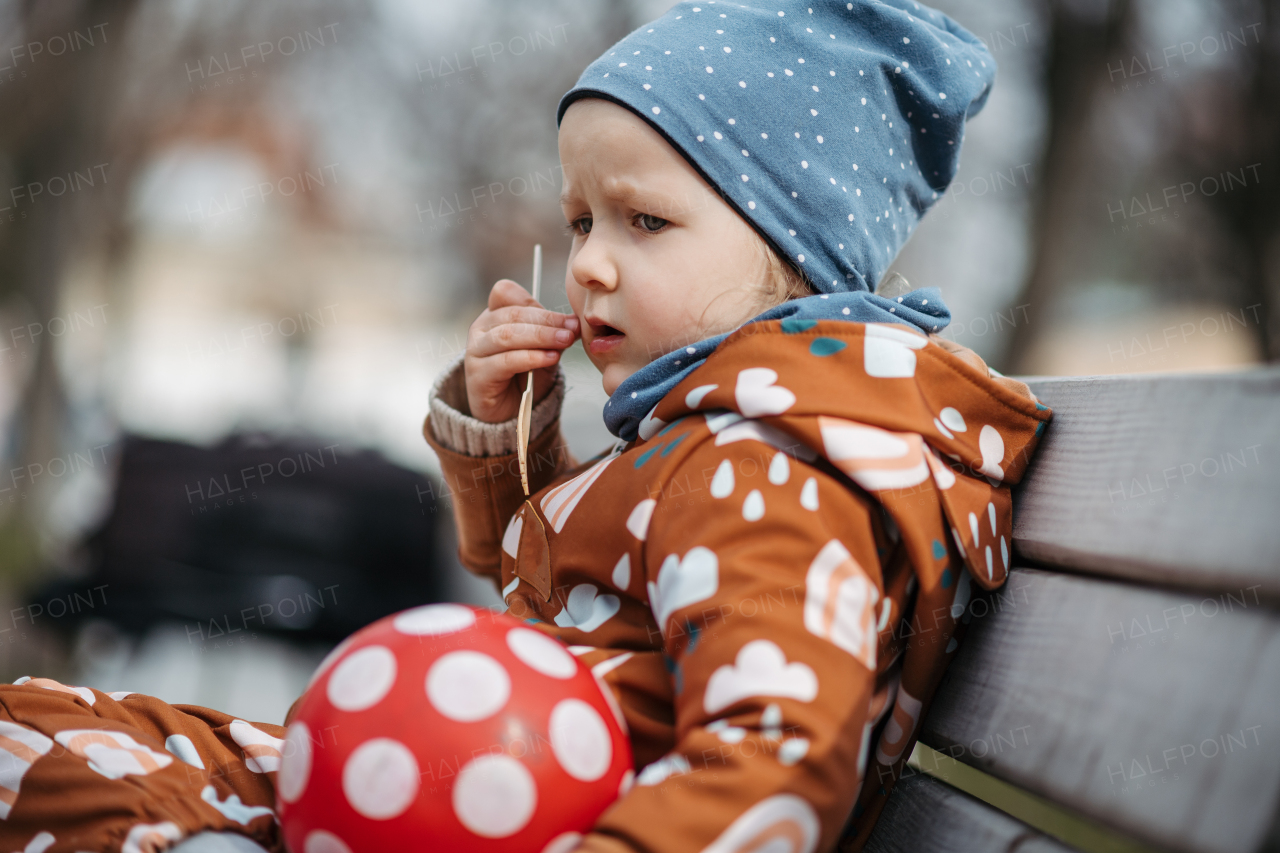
[0,0,368,557]
[1166,0,1280,360]
[1002,0,1135,372]
[1005,0,1280,371]
[0,0,141,556]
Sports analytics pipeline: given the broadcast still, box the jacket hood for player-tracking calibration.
[642,318,1051,592]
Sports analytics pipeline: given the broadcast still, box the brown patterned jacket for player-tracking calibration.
[423,319,1051,853]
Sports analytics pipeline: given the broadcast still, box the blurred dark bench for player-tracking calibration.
[866,368,1280,853]
[34,434,448,644]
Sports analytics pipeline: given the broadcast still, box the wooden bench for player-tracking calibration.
[864,367,1280,853]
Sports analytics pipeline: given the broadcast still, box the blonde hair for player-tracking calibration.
[753,230,815,310]
[747,225,814,315]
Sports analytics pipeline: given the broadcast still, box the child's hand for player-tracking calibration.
[465,279,580,424]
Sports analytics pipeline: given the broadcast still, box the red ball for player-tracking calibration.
[277,604,633,853]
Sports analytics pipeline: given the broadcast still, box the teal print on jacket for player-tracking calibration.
[685,622,701,653]
[636,421,692,467]
[810,337,847,356]
[664,652,684,696]
[635,443,664,468]
[660,432,689,457]
[782,318,818,334]
[657,417,687,437]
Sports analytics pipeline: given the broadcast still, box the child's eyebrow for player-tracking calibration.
[603,178,643,203]
[559,179,662,209]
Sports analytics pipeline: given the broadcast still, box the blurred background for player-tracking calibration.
[0,0,1275,723]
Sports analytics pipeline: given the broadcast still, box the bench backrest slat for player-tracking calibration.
[920,567,1280,853]
[1016,370,1280,594]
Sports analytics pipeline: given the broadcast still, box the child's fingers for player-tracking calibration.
[469,322,577,360]
[465,280,576,422]
[476,348,562,383]
[487,279,532,310]
[487,279,556,312]
[474,305,578,335]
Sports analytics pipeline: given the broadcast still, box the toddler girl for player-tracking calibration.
[425,1,1051,851]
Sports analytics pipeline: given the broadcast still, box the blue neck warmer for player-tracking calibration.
[605,286,949,440]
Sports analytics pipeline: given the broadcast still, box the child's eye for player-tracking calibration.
[565,216,592,236]
[636,213,668,232]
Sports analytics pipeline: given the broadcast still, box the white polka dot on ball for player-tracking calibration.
[304,830,353,853]
[542,832,584,853]
[393,603,474,636]
[427,651,511,722]
[278,721,312,803]
[342,738,419,819]
[327,645,397,712]
[507,628,577,679]
[452,754,538,838]
[549,698,613,782]
[307,635,356,687]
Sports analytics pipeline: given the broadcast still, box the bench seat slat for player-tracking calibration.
[1016,370,1280,594]
[864,772,1077,853]
[920,567,1280,853]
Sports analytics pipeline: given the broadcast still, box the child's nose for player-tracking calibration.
[569,235,618,292]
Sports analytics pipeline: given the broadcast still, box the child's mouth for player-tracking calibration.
[587,320,625,355]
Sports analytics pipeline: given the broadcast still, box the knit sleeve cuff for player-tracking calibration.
[427,352,566,457]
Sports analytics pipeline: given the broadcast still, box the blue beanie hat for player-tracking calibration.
[556,0,996,293]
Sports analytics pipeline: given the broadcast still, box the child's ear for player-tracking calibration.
[875,271,912,299]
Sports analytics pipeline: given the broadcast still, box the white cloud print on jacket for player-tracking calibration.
[703,639,819,715]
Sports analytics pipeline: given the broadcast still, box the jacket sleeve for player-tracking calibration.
[422,353,578,589]
[579,437,886,853]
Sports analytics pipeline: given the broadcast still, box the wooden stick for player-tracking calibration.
[517,244,542,496]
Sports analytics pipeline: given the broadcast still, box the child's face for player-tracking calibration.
[559,98,772,396]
